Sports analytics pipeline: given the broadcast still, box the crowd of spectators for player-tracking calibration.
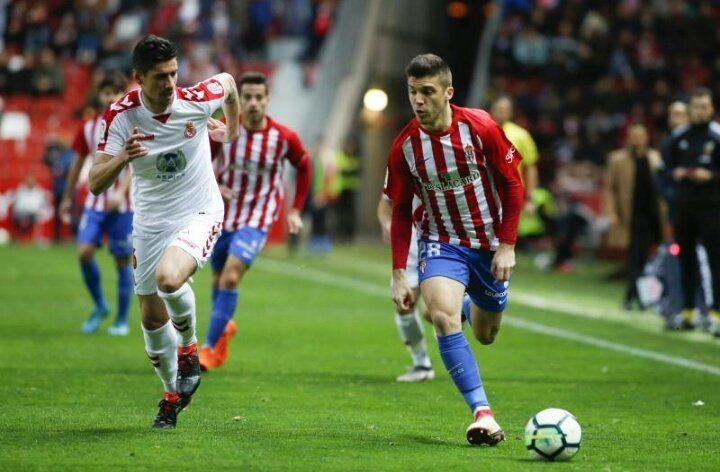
[489,0,720,171]
[0,0,336,96]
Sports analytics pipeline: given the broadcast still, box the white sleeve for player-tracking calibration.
[178,77,226,117]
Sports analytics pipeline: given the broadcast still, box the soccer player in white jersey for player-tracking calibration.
[198,71,311,371]
[377,192,434,382]
[59,72,134,336]
[386,54,524,445]
[88,35,240,429]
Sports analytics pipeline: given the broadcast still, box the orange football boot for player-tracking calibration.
[198,345,220,372]
[213,320,238,367]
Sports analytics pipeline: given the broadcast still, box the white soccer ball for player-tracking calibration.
[524,408,582,461]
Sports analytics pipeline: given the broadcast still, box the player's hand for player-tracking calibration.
[287,209,303,234]
[106,193,123,212]
[491,243,516,283]
[381,221,391,244]
[689,167,713,182]
[59,197,72,224]
[218,184,237,202]
[122,128,150,162]
[208,117,231,143]
[523,200,536,216]
[392,269,415,311]
[672,167,688,181]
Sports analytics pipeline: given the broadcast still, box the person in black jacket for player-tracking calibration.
[663,88,720,336]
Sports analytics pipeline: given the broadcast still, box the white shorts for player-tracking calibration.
[132,212,223,295]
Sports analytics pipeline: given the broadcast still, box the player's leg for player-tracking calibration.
[697,207,720,337]
[106,212,134,336]
[395,241,434,382]
[675,209,699,328]
[139,293,182,429]
[205,227,267,369]
[199,231,231,370]
[76,210,109,333]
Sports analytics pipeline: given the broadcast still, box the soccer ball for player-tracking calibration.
[524,408,582,461]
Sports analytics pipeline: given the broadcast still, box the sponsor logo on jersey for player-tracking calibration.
[505,146,516,163]
[421,170,480,192]
[207,80,223,95]
[155,150,188,181]
[184,121,197,139]
[484,288,508,299]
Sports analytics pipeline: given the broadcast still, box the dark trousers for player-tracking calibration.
[334,190,356,243]
[674,201,720,311]
[625,220,658,305]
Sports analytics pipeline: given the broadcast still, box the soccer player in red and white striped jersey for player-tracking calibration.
[385,54,524,446]
[59,72,134,336]
[200,72,311,371]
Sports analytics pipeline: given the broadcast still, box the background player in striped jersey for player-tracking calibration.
[59,72,134,336]
[89,35,240,428]
[377,191,434,382]
[386,54,524,446]
[199,72,311,371]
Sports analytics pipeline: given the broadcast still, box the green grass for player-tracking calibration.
[1,243,719,471]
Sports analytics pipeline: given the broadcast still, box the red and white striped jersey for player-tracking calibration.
[72,114,132,213]
[215,117,309,232]
[386,104,524,269]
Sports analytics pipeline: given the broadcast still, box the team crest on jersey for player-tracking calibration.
[419,259,426,274]
[184,121,197,139]
[464,144,476,163]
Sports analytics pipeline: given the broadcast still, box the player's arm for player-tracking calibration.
[483,122,524,282]
[286,132,312,234]
[387,142,416,310]
[89,128,150,195]
[377,196,392,244]
[208,73,240,143]
[107,165,132,211]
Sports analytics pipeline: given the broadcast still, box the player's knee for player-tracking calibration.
[219,270,240,289]
[77,246,94,262]
[474,326,499,345]
[156,270,184,293]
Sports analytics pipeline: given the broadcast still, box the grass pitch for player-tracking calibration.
[1,243,719,471]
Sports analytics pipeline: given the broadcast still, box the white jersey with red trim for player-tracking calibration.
[215,117,307,233]
[98,78,226,232]
[72,114,132,212]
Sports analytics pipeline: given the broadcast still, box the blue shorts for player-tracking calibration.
[418,240,509,313]
[76,209,133,257]
[210,226,268,271]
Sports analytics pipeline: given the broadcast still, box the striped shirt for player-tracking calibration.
[72,114,132,213]
[214,117,310,232]
[386,105,524,269]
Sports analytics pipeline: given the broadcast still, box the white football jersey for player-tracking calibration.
[97,78,225,232]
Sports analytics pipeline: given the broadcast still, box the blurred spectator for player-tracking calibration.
[333,136,361,243]
[603,124,665,310]
[309,135,338,253]
[43,136,74,242]
[32,48,63,95]
[0,96,31,140]
[301,0,336,87]
[11,175,47,242]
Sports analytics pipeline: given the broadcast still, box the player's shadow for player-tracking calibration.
[406,435,462,449]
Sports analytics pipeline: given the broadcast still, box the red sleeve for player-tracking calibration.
[480,120,524,245]
[387,138,415,270]
[286,131,311,210]
[71,123,89,157]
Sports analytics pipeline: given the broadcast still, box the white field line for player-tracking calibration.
[257,258,720,377]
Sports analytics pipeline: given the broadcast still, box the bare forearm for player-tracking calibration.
[523,164,538,197]
[377,198,392,227]
[219,73,239,140]
[89,156,127,195]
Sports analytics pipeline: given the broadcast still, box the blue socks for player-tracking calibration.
[437,331,488,411]
[205,289,238,348]
[80,260,107,310]
[116,264,132,324]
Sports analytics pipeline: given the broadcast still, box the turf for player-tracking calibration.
[1,243,719,471]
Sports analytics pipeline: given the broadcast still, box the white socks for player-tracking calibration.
[395,310,432,368]
[158,283,197,347]
[142,321,178,393]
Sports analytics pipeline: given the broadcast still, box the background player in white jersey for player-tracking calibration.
[199,72,311,371]
[59,72,134,336]
[377,193,434,382]
[88,35,240,429]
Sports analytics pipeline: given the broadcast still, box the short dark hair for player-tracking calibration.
[238,71,268,93]
[97,71,127,93]
[405,54,452,88]
[690,87,713,101]
[132,35,178,74]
